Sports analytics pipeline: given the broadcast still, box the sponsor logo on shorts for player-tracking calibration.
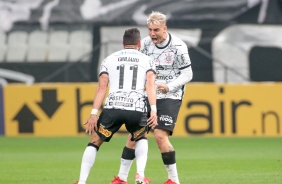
[99,126,112,137]
[159,115,173,126]
[133,126,146,139]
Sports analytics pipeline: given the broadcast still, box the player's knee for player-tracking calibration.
[155,134,165,146]
[154,130,170,147]
[122,146,135,160]
[126,137,136,149]
[87,142,100,151]
[154,129,169,139]
[90,133,103,146]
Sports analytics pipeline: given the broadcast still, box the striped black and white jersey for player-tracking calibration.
[99,48,155,112]
[141,33,193,100]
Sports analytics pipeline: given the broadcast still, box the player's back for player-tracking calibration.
[101,49,154,112]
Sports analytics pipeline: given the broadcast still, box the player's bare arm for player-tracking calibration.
[84,73,109,135]
[145,70,158,127]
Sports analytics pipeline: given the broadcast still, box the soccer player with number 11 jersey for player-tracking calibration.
[74,28,158,184]
[111,11,193,184]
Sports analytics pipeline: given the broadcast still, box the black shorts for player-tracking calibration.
[96,109,148,142]
[147,98,181,135]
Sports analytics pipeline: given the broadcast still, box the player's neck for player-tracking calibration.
[124,45,138,50]
[158,32,169,47]
[160,32,168,43]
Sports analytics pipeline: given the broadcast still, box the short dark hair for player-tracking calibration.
[123,28,141,45]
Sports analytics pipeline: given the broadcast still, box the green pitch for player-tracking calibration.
[0,136,281,184]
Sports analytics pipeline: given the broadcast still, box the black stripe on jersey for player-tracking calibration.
[118,64,125,89]
[155,33,172,49]
[99,71,108,76]
[131,65,138,90]
[179,64,191,70]
[146,69,156,74]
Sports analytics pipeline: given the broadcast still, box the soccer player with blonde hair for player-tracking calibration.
[111,11,193,184]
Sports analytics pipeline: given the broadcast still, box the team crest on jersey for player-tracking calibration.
[164,53,173,64]
[99,126,112,137]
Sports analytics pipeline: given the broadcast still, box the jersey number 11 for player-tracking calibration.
[117,64,138,90]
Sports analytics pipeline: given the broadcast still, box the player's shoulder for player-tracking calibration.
[141,53,152,61]
[141,36,153,45]
[169,33,187,47]
[106,50,120,58]
[102,50,122,64]
[138,53,154,68]
[137,50,152,61]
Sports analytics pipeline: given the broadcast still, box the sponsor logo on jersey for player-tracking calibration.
[156,65,164,70]
[109,96,134,102]
[159,115,173,125]
[133,126,146,139]
[99,126,112,137]
[157,75,174,80]
[114,102,133,107]
[154,59,161,64]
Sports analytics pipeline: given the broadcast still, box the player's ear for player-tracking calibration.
[137,41,141,50]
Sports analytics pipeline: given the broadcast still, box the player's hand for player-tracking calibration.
[84,115,98,135]
[157,83,169,94]
[147,110,158,127]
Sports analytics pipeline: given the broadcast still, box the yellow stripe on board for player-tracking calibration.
[3,83,282,136]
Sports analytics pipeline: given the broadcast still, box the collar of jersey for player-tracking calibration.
[155,33,171,49]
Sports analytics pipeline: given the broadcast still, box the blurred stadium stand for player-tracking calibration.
[6,31,28,62]
[27,30,48,62]
[0,30,93,63]
[0,0,282,83]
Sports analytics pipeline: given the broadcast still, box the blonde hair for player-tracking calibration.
[147,11,166,26]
